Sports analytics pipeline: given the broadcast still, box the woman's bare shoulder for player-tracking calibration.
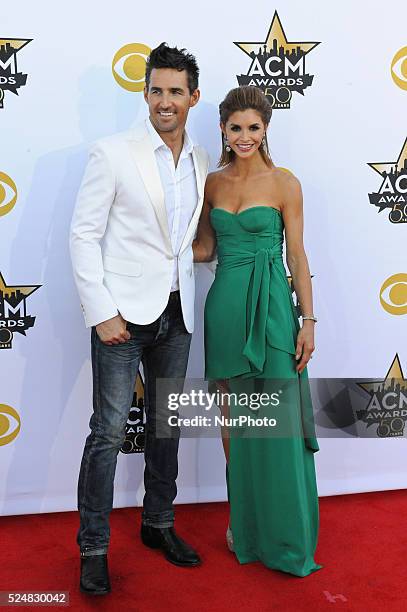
[205,168,230,195]
[272,166,300,184]
[272,167,302,199]
[207,167,231,182]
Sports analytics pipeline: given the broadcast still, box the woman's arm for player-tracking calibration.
[281,173,315,373]
[192,175,217,263]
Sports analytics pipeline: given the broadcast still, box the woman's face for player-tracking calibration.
[222,109,266,160]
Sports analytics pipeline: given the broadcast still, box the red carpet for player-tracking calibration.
[2,490,407,611]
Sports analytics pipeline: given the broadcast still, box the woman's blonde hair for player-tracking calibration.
[218,86,273,168]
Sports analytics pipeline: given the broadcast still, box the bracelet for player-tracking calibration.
[302,315,317,323]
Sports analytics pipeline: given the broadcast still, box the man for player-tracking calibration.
[70,42,209,595]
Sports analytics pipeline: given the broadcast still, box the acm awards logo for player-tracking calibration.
[0,272,41,349]
[0,172,17,217]
[368,138,407,223]
[380,273,407,316]
[357,355,407,438]
[0,38,32,109]
[112,43,151,92]
[234,11,320,109]
[0,404,21,446]
[121,372,145,454]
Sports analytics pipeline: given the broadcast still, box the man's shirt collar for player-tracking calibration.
[146,117,194,156]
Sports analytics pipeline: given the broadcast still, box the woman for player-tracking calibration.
[193,86,322,577]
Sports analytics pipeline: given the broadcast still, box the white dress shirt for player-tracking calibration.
[146,118,198,291]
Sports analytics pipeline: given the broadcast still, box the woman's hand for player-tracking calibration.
[295,322,315,374]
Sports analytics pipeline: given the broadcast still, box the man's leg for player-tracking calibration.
[140,292,200,565]
[142,293,191,527]
[77,327,143,555]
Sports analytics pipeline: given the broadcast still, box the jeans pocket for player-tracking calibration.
[127,319,159,339]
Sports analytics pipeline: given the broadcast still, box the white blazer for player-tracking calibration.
[70,121,209,332]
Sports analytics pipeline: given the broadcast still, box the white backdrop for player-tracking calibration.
[1,0,406,516]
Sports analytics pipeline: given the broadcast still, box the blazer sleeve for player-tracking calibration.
[69,142,119,328]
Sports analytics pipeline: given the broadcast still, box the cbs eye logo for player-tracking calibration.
[391,47,407,91]
[112,43,151,92]
[0,172,17,217]
[0,404,21,446]
[380,273,407,315]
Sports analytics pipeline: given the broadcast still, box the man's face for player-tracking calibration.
[144,68,200,134]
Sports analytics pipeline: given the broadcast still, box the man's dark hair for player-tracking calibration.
[145,42,199,93]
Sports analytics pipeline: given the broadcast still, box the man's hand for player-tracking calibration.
[96,314,131,345]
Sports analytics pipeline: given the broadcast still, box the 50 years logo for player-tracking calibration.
[121,372,145,454]
[234,12,320,109]
[0,272,41,349]
[368,138,407,223]
[357,355,407,438]
[0,38,32,109]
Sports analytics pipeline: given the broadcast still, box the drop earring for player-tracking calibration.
[261,136,266,148]
[224,136,231,152]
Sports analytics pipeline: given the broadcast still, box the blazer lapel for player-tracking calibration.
[128,132,172,252]
[179,147,207,253]
[192,146,204,201]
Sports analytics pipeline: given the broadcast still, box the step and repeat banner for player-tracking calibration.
[1,0,406,515]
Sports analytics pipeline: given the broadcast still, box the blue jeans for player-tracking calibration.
[77,291,191,556]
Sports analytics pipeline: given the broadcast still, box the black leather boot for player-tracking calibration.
[141,525,201,567]
[80,553,111,595]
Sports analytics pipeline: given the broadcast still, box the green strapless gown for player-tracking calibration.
[204,206,322,577]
